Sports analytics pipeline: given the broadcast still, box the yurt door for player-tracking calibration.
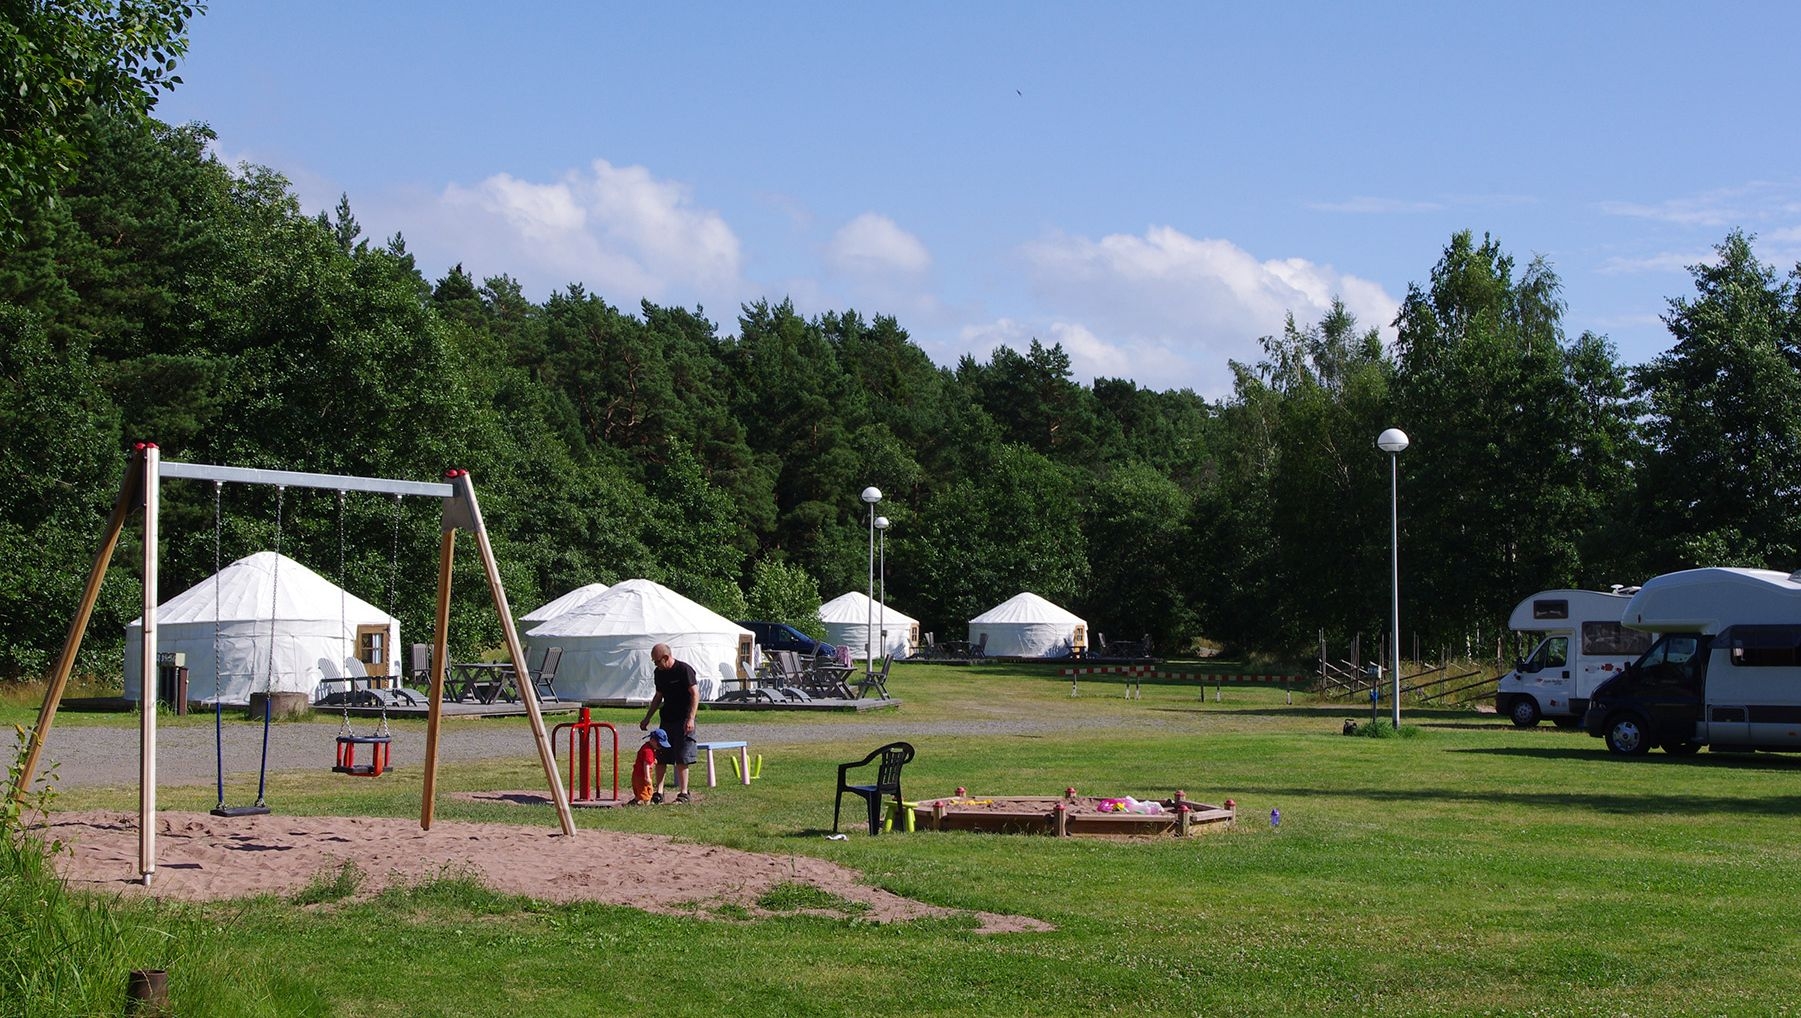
[1072,625,1088,657]
[356,624,391,680]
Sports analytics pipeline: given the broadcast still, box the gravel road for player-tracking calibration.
[33,713,1108,790]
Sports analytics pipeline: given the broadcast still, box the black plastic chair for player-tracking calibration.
[833,741,914,835]
[852,655,892,700]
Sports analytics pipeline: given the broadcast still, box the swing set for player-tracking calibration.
[14,444,577,887]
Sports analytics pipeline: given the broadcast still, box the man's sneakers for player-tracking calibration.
[650,791,664,804]
[674,792,692,804]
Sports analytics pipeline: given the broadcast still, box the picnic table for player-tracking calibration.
[445,661,518,704]
[805,660,856,699]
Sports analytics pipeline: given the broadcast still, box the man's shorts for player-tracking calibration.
[656,727,699,765]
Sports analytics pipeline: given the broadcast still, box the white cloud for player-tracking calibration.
[1307,196,1444,214]
[451,173,585,240]
[1308,193,1536,214]
[1583,311,1667,332]
[1596,181,1801,228]
[1597,250,1713,276]
[827,213,932,276]
[206,140,339,218]
[430,158,743,305]
[961,318,1191,388]
[1007,226,1399,396]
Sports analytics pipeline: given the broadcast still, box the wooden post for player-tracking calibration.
[420,527,456,831]
[1053,801,1068,837]
[932,800,945,831]
[452,472,575,837]
[139,445,159,885]
[15,452,142,809]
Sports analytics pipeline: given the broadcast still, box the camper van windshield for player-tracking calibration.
[1523,636,1568,672]
[1635,634,1705,692]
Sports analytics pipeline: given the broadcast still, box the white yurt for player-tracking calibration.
[969,591,1087,658]
[525,578,752,702]
[123,551,399,704]
[520,582,611,625]
[819,591,919,660]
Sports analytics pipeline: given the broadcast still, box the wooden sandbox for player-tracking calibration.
[911,790,1234,838]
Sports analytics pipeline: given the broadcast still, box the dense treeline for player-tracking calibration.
[4,112,1801,680]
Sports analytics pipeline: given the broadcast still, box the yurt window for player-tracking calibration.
[737,633,754,670]
[357,625,390,678]
[909,623,920,654]
[1073,625,1087,652]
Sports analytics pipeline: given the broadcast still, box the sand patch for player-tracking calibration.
[42,811,1051,934]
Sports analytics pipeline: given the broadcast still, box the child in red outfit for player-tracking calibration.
[627,729,668,805]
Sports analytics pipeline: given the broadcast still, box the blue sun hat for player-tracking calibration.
[649,728,671,748]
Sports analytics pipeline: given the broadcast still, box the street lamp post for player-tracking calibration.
[1377,428,1410,729]
[861,486,882,676]
[875,516,889,666]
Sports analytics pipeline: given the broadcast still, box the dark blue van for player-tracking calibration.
[738,621,835,658]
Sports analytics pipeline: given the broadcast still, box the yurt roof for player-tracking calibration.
[130,551,392,626]
[970,591,1085,625]
[818,591,919,625]
[521,582,611,623]
[526,578,752,639]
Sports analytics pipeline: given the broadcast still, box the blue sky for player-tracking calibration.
[154,3,1801,397]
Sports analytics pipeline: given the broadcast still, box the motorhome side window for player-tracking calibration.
[1531,599,1569,620]
[1581,622,1655,657]
[1723,625,1801,667]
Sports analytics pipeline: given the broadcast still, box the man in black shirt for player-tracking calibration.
[639,642,699,803]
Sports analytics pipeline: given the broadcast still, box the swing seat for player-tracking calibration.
[210,804,271,818]
[334,734,392,778]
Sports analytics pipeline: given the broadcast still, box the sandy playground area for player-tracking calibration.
[42,810,1051,934]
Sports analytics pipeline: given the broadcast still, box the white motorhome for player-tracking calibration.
[1496,589,1653,728]
[1584,567,1801,755]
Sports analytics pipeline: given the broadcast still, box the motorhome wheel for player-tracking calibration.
[1604,713,1651,756]
[1509,698,1542,728]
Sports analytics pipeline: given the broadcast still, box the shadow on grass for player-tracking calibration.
[1233,780,1801,816]
[1454,745,1801,771]
[1153,704,1496,723]
[1238,749,1801,816]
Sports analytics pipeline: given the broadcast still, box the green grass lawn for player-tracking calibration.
[11,662,1801,1016]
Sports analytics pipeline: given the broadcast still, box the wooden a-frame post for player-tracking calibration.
[12,447,575,888]
[421,470,574,835]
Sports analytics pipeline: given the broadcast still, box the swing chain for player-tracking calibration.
[268,486,284,698]
[337,491,352,731]
[212,481,223,702]
[335,489,391,747]
[388,492,403,617]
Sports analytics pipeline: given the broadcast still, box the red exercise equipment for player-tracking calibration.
[551,707,619,802]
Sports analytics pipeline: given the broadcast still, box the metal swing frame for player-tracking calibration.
[14,444,577,887]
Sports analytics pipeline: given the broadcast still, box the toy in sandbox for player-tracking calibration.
[905,787,1235,838]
